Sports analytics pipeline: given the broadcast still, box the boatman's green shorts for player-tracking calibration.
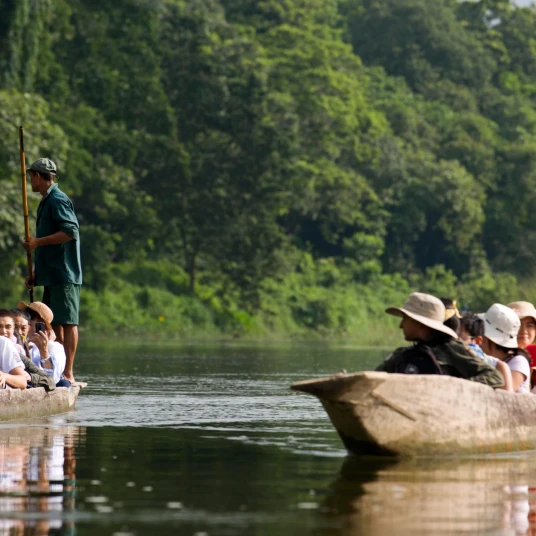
[42,284,81,325]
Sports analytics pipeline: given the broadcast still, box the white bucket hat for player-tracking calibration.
[386,292,458,338]
[507,301,536,322]
[484,303,520,349]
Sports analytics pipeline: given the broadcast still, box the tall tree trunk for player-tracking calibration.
[188,253,196,293]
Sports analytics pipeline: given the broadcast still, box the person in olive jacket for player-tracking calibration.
[376,292,504,389]
[23,158,81,383]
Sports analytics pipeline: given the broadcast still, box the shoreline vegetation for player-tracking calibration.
[78,259,524,346]
[3,1,536,340]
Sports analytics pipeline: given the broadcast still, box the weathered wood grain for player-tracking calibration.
[0,386,80,422]
[292,372,536,456]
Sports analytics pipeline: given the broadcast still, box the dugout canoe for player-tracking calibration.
[291,371,536,457]
[0,385,81,422]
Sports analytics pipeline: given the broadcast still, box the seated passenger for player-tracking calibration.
[376,293,504,389]
[507,302,536,351]
[459,312,513,392]
[0,308,26,356]
[0,309,57,391]
[508,302,536,390]
[11,309,30,343]
[17,302,69,387]
[481,304,531,394]
[0,333,27,390]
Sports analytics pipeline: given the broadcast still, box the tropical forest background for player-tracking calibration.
[1,0,536,342]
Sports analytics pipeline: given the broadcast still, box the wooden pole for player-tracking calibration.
[19,126,34,303]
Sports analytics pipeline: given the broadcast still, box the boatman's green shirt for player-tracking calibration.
[34,183,82,287]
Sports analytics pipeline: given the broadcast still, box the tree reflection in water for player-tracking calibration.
[0,425,84,535]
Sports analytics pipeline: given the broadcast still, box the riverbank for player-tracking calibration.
[75,259,528,346]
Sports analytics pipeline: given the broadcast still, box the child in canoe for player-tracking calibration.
[459,312,514,392]
[376,293,504,389]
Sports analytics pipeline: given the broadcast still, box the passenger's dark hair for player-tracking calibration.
[0,309,14,320]
[444,315,460,333]
[10,308,30,321]
[25,308,41,321]
[460,312,484,338]
[495,344,531,365]
[440,297,460,334]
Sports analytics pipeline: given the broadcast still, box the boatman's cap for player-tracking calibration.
[386,292,459,338]
[17,301,53,330]
[507,301,536,323]
[27,158,59,178]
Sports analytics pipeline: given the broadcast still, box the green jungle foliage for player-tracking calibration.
[1,0,536,341]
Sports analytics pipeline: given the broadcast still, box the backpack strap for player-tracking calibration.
[417,344,444,375]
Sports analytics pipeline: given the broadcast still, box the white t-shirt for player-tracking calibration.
[483,354,499,368]
[506,355,531,394]
[0,338,24,374]
[29,341,66,384]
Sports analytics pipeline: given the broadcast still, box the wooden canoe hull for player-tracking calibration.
[291,372,536,456]
[0,386,80,422]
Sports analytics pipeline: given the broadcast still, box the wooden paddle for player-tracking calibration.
[19,126,34,303]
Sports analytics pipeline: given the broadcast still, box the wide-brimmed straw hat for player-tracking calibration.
[483,303,520,349]
[507,301,536,323]
[386,292,458,338]
[17,301,53,330]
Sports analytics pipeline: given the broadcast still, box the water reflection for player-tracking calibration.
[5,344,536,534]
[0,426,84,535]
[320,455,536,536]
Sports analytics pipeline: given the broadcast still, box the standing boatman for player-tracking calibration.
[22,158,82,383]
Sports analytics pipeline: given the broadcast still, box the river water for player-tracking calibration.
[1,342,536,535]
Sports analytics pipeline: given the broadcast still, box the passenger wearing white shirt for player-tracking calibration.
[481,304,531,394]
[18,302,68,387]
[0,336,27,390]
[28,336,66,385]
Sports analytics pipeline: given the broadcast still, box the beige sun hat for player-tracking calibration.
[386,292,458,338]
[484,303,520,349]
[507,301,536,322]
[17,301,53,330]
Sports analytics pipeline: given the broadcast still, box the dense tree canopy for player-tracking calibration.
[1,0,536,333]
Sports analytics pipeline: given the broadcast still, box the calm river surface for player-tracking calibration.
[1,342,536,535]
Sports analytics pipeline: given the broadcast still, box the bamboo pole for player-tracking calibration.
[19,126,34,303]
